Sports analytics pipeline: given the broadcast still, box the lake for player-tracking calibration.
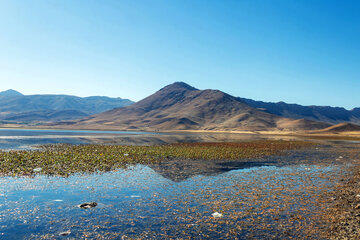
[0,129,357,239]
[0,129,160,150]
[0,128,270,150]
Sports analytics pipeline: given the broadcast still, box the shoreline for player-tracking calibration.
[1,125,360,141]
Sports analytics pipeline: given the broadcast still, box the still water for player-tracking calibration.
[0,128,270,150]
[0,129,355,239]
[0,129,159,150]
[0,164,343,239]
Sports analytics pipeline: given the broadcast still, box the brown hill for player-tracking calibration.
[319,123,360,133]
[62,82,331,131]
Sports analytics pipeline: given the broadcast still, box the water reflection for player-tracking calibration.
[0,128,299,150]
[149,159,275,182]
[0,162,344,239]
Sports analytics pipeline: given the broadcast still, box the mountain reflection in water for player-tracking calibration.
[0,161,344,239]
[0,128,299,150]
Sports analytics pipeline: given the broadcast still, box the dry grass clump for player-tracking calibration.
[0,140,315,176]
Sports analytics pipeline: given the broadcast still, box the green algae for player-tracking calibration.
[0,140,315,176]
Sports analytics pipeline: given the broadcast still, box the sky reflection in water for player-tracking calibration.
[0,163,341,239]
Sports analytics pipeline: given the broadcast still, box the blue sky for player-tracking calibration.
[0,0,359,109]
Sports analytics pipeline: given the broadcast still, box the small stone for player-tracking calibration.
[354,204,360,209]
[130,195,141,198]
[212,212,223,218]
[33,168,42,172]
[78,202,97,209]
[356,194,360,198]
[59,230,71,236]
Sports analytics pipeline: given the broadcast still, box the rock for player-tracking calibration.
[78,202,98,209]
[33,168,42,172]
[212,212,223,218]
[354,204,360,209]
[59,230,71,236]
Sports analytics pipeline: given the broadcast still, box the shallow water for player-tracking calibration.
[0,129,159,150]
[0,162,345,239]
[0,129,270,150]
[0,130,357,239]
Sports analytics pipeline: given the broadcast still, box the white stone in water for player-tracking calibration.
[212,212,223,218]
[130,195,141,198]
[33,168,42,172]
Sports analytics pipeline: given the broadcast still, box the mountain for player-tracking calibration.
[238,98,360,125]
[0,90,133,123]
[0,89,23,97]
[1,110,89,122]
[64,82,330,131]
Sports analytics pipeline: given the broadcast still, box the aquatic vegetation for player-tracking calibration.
[0,140,315,176]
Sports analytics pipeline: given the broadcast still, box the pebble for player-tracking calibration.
[212,212,223,218]
[59,230,71,236]
[33,168,42,172]
[78,202,98,209]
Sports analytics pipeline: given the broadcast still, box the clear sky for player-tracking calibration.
[0,0,359,109]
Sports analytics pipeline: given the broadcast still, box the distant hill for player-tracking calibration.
[0,89,23,97]
[62,82,330,131]
[318,123,360,133]
[238,97,360,125]
[1,110,89,122]
[0,90,133,123]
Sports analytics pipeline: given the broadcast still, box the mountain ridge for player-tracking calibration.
[0,92,133,123]
[0,89,23,97]
[65,82,331,131]
[238,97,360,125]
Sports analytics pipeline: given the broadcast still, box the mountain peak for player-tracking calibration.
[0,89,23,97]
[160,82,198,92]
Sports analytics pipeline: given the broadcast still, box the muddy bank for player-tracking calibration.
[321,156,360,239]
